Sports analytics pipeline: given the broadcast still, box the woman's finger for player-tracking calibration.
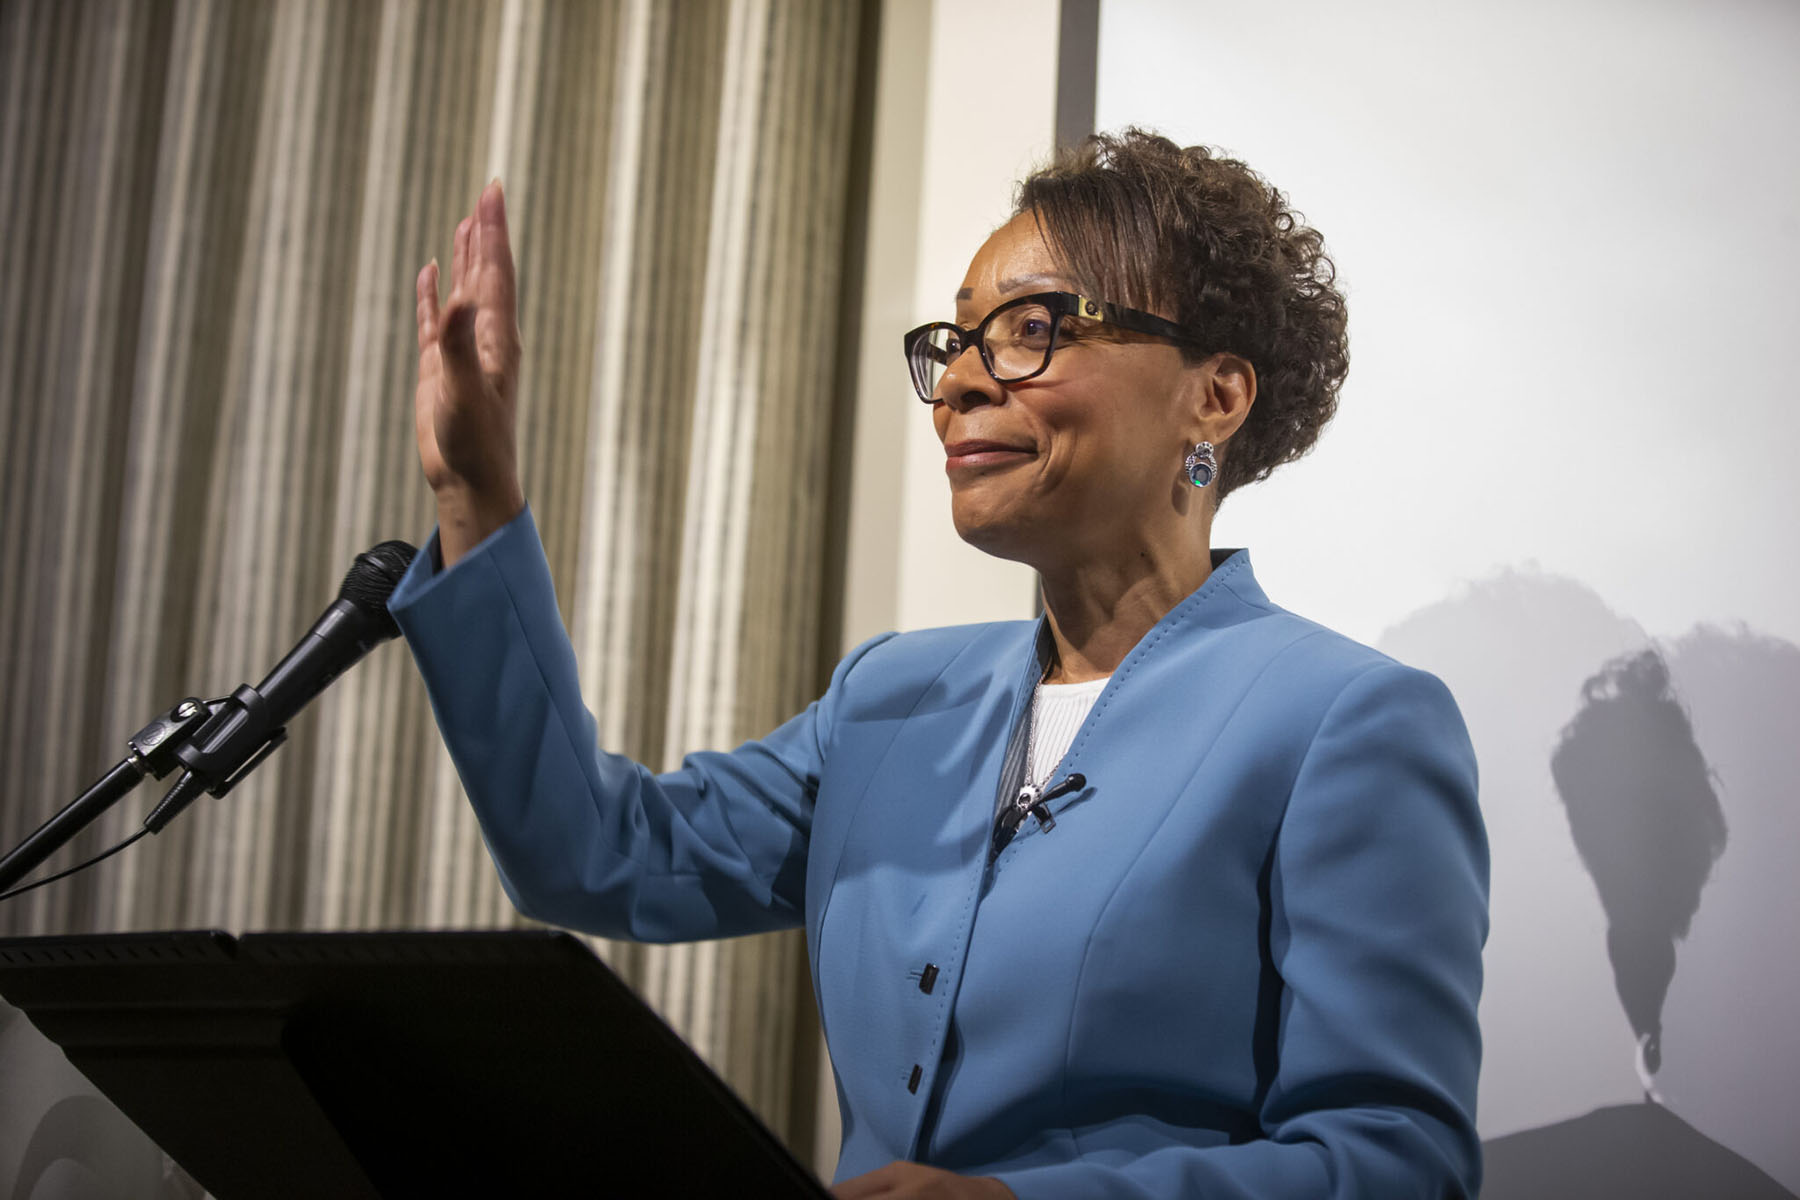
[451,214,474,296]
[415,259,441,352]
[438,293,480,381]
[468,196,484,305]
[475,180,516,323]
[473,179,520,372]
[831,1163,899,1198]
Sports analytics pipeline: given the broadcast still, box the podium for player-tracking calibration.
[0,929,831,1198]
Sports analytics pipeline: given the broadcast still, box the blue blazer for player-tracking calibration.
[389,509,1488,1198]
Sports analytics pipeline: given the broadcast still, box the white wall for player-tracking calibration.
[1097,0,1800,1192]
[840,0,1056,653]
[1101,0,1800,651]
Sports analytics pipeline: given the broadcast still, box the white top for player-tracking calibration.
[1026,676,1109,788]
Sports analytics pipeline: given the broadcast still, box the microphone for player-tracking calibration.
[144,540,419,833]
[990,772,1087,859]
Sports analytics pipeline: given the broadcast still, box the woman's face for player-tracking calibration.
[932,212,1205,570]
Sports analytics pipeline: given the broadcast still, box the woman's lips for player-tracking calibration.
[944,440,1036,472]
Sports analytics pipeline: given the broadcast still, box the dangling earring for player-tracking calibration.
[1183,441,1218,489]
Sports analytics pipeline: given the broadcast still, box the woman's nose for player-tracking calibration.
[937,343,1000,412]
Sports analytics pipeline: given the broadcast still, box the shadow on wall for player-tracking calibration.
[1484,649,1789,1198]
[1378,572,1800,1198]
[1550,649,1725,1088]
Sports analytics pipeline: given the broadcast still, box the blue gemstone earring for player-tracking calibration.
[1183,441,1218,489]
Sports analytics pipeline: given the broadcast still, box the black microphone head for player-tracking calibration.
[338,540,419,638]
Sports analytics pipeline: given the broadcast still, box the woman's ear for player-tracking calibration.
[1192,352,1256,447]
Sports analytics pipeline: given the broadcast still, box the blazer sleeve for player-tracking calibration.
[993,662,1490,1200]
[386,507,892,943]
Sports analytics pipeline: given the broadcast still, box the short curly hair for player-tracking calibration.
[1015,129,1349,502]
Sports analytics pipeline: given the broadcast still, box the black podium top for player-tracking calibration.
[0,929,831,1199]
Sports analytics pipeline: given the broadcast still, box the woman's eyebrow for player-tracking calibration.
[997,274,1061,293]
[954,274,1065,303]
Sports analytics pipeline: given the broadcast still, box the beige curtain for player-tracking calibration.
[0,0,863,1151]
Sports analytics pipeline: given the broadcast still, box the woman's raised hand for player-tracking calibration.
[414,179,526,567]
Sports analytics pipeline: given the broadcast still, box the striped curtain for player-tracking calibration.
[0,0,862,1150]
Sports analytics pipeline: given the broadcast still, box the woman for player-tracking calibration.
[391,130,1488,1198]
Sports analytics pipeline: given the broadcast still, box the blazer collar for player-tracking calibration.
[1027,547,1261,680]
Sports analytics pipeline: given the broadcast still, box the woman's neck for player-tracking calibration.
[1036,531,1215,684]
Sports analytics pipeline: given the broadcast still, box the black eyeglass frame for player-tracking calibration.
[902,291,1203,404]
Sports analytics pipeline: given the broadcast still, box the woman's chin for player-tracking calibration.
[950,507,1045,566]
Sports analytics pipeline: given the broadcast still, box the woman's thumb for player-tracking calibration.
[437,299,481,381]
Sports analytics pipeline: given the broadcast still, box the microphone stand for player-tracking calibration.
[1,539,416,898]
[0,697,218,893]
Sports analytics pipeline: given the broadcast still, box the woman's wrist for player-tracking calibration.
[434,478,525,568]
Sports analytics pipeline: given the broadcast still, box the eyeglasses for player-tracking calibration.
[902,291,1200,404]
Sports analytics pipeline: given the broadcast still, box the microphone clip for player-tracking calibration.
[125,696,213,778]
[170,685,290,798]
[990,772,1087,860]
[141,688,291,834]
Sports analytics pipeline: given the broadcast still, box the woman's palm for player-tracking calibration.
[413,180,522,500]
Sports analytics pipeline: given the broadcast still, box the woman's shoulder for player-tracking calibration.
[1156,550,1426,689]
[832,619,1039,687]
[1186,555,1470,741]
[1228,597,1412,683]
[805,621,1039,746]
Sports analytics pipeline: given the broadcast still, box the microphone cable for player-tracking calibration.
[0,538,417,905]
[0,829,150,903]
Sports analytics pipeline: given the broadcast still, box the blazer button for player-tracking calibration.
[918,963,938,994]
[908,1064,922,1094]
